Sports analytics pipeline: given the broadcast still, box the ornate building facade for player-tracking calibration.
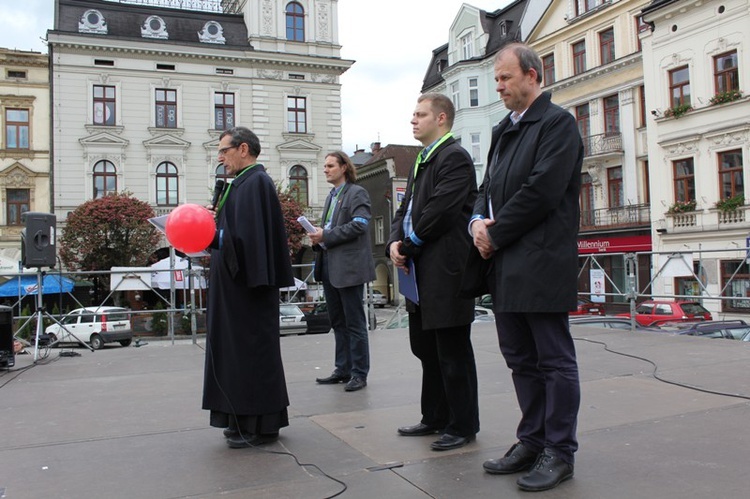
[0,48,50,270]
[49,0,351,263]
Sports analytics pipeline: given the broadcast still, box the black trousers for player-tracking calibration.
[408,312,479,437]
[494,312,580,464]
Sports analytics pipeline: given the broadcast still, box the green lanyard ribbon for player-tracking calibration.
[324,184,345,225]
[411,132,453,191]
[216,164,258,213]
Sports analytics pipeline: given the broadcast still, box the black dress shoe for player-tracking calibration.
[223,427,239,438]
[316,371,350,384]
[483,441,539,474]
[516,448,574,492]
[430,433,475,451]
[226,432,279,449]
[397,423,442,436]
[344,377,367,391]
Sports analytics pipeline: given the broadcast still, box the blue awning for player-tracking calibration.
[0,275,75,297]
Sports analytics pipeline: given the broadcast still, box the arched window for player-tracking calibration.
[93,160,117,198]
[286,2,304,42]
[156,162,179,206]
[289,165,308,205]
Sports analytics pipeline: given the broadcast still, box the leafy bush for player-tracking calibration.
[715,194,744,212]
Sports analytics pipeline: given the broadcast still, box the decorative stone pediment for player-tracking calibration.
[277,138,322,153]
[143,134,191,149]
[79,132,129,147]
[0,162,37,187]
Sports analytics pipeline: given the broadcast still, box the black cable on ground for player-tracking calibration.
[575,336,750,401]
[197,342,348,498]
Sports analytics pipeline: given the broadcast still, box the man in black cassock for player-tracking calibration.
[202,126,294,448]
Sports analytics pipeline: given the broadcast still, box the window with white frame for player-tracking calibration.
[374,216,384,245]
[461,33,473,60]
[469,78,479,107]
[470,133,481,163]
[450,82,460,110]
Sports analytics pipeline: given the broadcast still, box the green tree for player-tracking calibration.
[59,193,160,271]
[276,186,307,258]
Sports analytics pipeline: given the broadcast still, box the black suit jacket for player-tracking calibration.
[474,92,583,312]
[313,183,376,288]
[387,137,477,330]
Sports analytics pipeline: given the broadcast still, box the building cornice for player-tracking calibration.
[47,36,354,74]
[545,53,642,93]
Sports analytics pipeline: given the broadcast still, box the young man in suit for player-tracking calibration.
[388,93,479,451]
[310,151,376,392]
[471,43,583,492]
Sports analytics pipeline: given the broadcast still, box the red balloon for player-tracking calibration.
[165,204,216,253]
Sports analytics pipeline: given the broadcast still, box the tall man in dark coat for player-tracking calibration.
[471,43,583,492]
[310,151,376,392]
[388,93,479,451]
[202,126,294,449]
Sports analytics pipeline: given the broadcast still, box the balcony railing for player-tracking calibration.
[103,0,244,14]
[580,203,650,231]
[582,132,622,157]
[665,206,750,233]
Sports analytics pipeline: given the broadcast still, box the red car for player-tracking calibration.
[570,297,606,316]
[615,300,712,326]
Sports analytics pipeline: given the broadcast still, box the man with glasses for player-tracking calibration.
[202,126,295,449]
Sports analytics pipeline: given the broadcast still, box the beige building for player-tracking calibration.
[528,0,653,307]
[0,48,51,270]
[641,0,750,317]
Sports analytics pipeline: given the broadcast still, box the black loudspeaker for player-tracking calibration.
[21,212,57,268]
[0,306,14,368]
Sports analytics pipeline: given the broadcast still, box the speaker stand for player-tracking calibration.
[24,270,93,362]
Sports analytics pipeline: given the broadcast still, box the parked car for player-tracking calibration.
[478,295,604,316]
[568,315,660,331]
[385,306,493,329]
[45,307,133,349]
[303,303,332,334]
[369,289,388,308]
[570,297,606,316]
[279,304,307,335]
[615,300,712,326]
[665,320,750,339]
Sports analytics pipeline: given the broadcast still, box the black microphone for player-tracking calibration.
[211,178,226,210]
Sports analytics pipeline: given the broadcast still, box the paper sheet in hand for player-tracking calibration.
[398,259,419,305]
[148,214,210,257]
[297,216,317,234]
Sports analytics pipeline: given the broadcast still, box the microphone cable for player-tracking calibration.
[574,336,750,401]
[199,333,349,498]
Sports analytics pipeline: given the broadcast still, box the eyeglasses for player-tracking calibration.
[218,145,239,155]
